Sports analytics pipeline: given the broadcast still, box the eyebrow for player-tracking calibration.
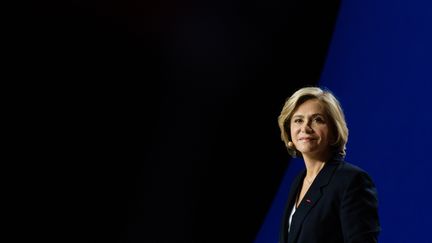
[292,113,325,119]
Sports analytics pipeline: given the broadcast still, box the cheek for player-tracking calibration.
[290,125,298,138]
[320,129,332,143]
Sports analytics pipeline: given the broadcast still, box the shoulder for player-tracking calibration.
[330,160,377,190]
[334,161,370,179]
[290,169,306,189]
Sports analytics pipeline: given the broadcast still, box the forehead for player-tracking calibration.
[292,98,326,116]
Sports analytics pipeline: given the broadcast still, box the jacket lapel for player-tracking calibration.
[287,159,340,243]
[280,170,305,243]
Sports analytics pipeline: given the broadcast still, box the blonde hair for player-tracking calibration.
[278,87,348,158]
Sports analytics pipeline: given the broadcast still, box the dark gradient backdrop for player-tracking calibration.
[26,0,431,242]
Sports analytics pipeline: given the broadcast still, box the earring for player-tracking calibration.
[287,141,297,158]
[288,141,295,148]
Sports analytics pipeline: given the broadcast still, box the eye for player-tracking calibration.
[313,116,325,123]
[293,118,303,124]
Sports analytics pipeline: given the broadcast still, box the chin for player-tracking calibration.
[297,146,324,154]
[297,147,318,154]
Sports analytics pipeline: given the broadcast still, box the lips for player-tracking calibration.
[299,137,316,141]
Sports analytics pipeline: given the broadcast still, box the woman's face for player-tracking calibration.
[290,98,334,159]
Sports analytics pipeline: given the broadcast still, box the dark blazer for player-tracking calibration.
[279,156,381,243]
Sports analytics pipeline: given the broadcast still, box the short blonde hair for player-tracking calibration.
[278,87,348,158]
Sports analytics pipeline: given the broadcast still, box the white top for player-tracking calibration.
[288,204,296,232]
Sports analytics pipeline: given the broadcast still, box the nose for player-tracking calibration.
[300,120,313,133]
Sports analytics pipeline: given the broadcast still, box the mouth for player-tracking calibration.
[299,137,317,141]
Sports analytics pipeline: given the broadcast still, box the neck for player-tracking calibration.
[302,152,331,178]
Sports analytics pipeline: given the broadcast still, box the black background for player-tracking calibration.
[26,0,340,242]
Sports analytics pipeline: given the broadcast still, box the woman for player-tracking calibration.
[278,87,380,243]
